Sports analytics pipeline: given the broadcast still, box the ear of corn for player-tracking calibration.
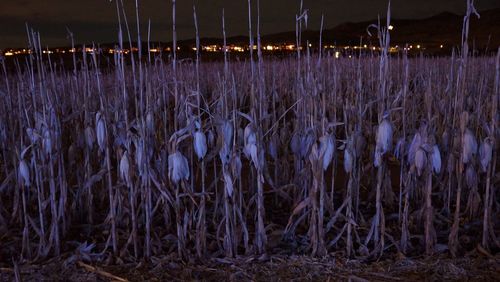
[431,145,442,174]
[96,112,106,152]
[374,118,392,167]
[168,151,190,184]
[479,138,492,172]
[319,134,335,171]
[415,148,427,176]
[462,129,478,164]
[193,130,207,160]
[18,159,30,187]
[119,151,131,185]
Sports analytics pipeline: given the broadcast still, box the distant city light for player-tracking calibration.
[0,41,448,58]
[388,25,394,30]
[232,46,244,52]
[203,45,218,52]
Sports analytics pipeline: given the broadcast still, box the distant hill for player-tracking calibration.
[252,8,500,49]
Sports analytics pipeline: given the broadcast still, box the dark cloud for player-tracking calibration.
[1,0,499,48]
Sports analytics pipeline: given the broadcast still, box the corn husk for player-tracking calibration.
[344,148,353,173]
[193,119,201,130]
[376,119,393,154]
[193,130,208,160]
[246,143,259,168]
[26,128,39,144]
[96,112,106,152]
[221,120,233,149]
[222,169,234,197]
[462,129,477,164]
[374,119,392,167]
[134,139,145,175]
[49,108,58,128]
[415,148,427,177]
[207,130,216,148]
[168,151,190,184]
[300,128,316,159]
[230,153,242,180]
[319,134,335,171]
[85,126,95,149]
[219,121,233,164]
[394,137,405,160]
[18,159,30,187]
[431,145,442,174]
[219,143,231,165]
[42,128,52,155]
[308,143,320,163]
[408,132,422,166]
[244,124,257,147]
[479,139,492,172]
[374,150,382,168]
[119,151,131,185]
[243,124,258,165]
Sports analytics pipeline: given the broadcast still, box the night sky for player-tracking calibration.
[1,0,499,48]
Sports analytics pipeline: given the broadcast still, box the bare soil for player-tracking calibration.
[1,251,499,281]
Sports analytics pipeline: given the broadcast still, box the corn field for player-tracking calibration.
[0,0,499,266]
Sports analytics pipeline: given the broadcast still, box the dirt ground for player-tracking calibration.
[1,251,499,282]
